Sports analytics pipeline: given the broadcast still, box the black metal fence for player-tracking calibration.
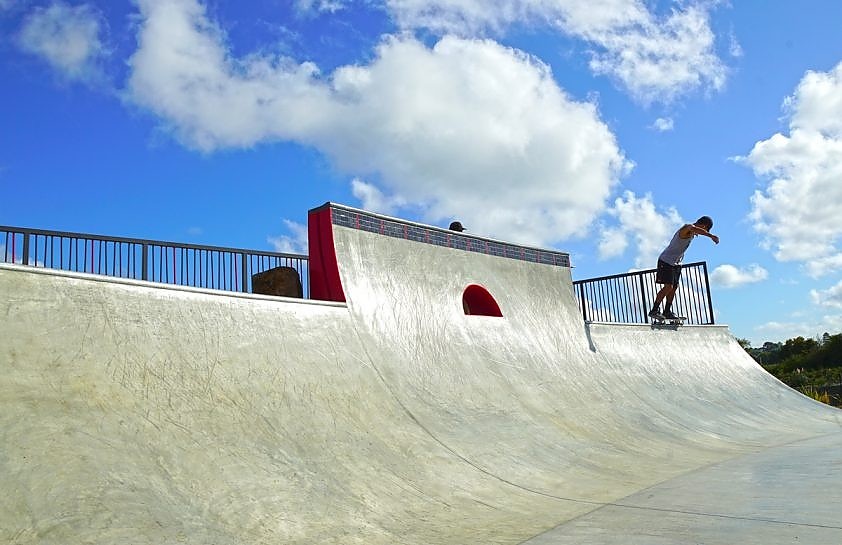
[1,225,310,297]
[573,261,714,325]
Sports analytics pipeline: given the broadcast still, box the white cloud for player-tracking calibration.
[597,191,683,268]
[17,1,106,83]
[597,226,627,260]
[351,178,406,216]
[651,117,674,132]
[710,264,768,289]
[295,0,345,15]
[754,320,805,339]
[740,61,842,277]
[755,314,842,344]
[385,0,727,104]
[269,220,309,255]
[728,29,743,58]
[811,280,842,309]
[126,0,631,247]
[786,64,842,137]
[804,255,842,278]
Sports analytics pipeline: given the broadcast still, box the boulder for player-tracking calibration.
[252,266,303,298]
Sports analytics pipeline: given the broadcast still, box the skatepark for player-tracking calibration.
[2,203,842,544]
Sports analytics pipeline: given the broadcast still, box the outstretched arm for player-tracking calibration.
[686,224,719,244]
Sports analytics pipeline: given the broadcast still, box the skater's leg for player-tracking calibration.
[662,264,682,317]
[652,284,677,314]
[663,287,677,314]
[652,260,679,316]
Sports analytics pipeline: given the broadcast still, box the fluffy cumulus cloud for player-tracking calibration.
[385,0,726,104]
[17,1,106,83]
[351,178,407,216]
[651,117,674,132]
[811,280,842,309]
[597,191,683,268]
[741,61,842,277]
[127,0,631,246]
[126,0,328,149]
[710,264,768,289]
[269,219,309,254]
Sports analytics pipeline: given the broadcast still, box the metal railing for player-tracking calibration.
[1,225,310,298]
[573,261,714,325]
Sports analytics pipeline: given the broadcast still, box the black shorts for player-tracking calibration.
[655,260,682,286]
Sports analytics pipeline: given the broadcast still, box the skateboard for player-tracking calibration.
[651,314,686,326]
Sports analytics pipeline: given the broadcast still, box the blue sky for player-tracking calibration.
[2,0,842,346]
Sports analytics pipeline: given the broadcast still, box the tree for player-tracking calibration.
[779,336,818,360]
[801,333,842,370]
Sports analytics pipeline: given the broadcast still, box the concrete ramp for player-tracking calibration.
[2,204,841,544]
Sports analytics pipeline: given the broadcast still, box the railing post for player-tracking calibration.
[638,274,648,324]
[241,252,248,293]
[22,232,30,266]
[702,261,714,324]
[579,283,588,322]
[141,243,148,281]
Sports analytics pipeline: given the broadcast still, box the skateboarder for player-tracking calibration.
[649,216,719,321]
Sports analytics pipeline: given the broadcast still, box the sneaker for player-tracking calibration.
[648,309,663,320]
[663,310,678,320]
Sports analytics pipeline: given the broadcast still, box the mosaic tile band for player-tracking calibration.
[325,203,570,268]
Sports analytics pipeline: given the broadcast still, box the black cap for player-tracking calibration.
[449,221,465,232]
